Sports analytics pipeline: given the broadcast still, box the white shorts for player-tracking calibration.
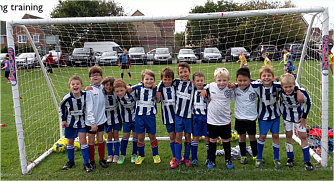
[284,120,306,133]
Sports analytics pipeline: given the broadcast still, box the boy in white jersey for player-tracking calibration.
[86,66,108,169]
[156,67,177,166]
[114,79,138,164]
[59,76,92,172]
[102,76,122,163]
[170,62,194,168]
[191,71,209,167]
[205,68,235,169]
[233,68,258,164]
[129,69,160,165]
[280,73,314,170]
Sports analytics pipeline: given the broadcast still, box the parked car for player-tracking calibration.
[202,47,222,63]
[97,51,118,66]
[177,49,197,63]
[69,48,95,66]
[252,44,279,61]
[16,53,38,69]
[84,41,123,57]
[42,50,68,66]
[307,42,333,60]
[129,47,147,64]
[153,48,172,64]
[0,53,7,68]
[146,49,156,61]
[282,43,303,60]
[225,47,250,62]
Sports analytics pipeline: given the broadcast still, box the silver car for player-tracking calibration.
[98,51,118,66]
[153,48,172,64]
[203,47,222,63]
[16,53,38,69]
[129,47,147,64]
[177,49,197,63]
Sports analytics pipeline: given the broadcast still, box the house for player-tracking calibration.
[131,10,175,52]
[0,21,6,50]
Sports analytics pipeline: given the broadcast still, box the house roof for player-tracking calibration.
[1,21,6,36]
[131,10,144,16]
[22,14,43,19]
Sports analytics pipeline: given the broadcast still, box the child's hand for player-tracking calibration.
[61,121,68,128]
[200,89,207,98]
[85,86,93,91]
[91,124,98,132]
[299,118,306,129]
[296,90,304,104]
[156,92,161,102]
[126,86,132,93]
[152,84,156,89]
[228,82,236,90]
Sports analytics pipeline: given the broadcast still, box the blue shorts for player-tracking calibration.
[135,114,156,134]
[165,123,175,133]
[104,123,122,133]
[175,115,192,133]
[258,117,280,135]
[123,122,135,133]
[192,115,208,137]
[64,127,86,138]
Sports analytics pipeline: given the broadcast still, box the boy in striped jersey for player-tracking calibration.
[114,79,138,164]
[102,76,122,164]
[251,66,304,169]
[86,66,108,169]
[170,62,194,168]
[59,75,93,172]
[280,73,314,170]
[191,71,209,167]
[130,69,160,164]
[156,67,177,165]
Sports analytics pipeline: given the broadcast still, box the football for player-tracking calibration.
[230,130,239,141]
[53,140,66,153]
[74,140,81,151]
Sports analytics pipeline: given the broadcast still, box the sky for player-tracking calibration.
[0,0,333,31]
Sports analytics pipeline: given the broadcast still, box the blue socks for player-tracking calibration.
[273,143,280,160]
[106,140,114,156]
[175,143,182,161]
[170,142,176,158]
[132,138,138,155]
[302,146,311,162]
[67,145,75,162]
[114,140,120,156]
[257,139,265,160]
[184,142,191,160]
[120,138,129,156]
[151,139,159,156]
[285,142,294,159]
[81,144,89,164]
[137,142,145,157]
[191,141,199,160]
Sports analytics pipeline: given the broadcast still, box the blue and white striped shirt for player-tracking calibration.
[104,91,121,125]
[157,81,176,124]
[59,91,87,129]
[193,89,208,116]
[118,92,136,123]
[132,83,157,116]
[173,79,194,119]
[280,88,311,123]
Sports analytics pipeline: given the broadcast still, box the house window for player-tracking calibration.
[33,34,39,43]
[18,35,27,43]
[0,36,4,44]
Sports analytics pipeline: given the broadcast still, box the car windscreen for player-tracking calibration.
[179,49,194,54]
[156,49,169,54]
[231,48,246,53]
[204,48,219,53]
[129,48,144,53]
[73,49,89,54]
[19,54,34,58]
[263,46,275,51]
[102,52,117,56]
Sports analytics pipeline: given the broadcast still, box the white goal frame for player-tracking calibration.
[6,7,329,174]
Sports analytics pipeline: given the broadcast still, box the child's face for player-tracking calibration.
[104,82,113,94]
[282,82,295,95]
[162,76,173,87]
[89,73,103,85]
[123,49,127,54]
[194,76,205,90]
[215,76,229,88]
[236,75,251,90]
[178,67,190,81]
[260,71,273,87]
[69,80,83,95]
[143,74,155,88]
[115,87,126,98]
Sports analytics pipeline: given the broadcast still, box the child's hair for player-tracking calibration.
[88,65,103,77]
[262,52,268,57]
[113,79,127,89]
[141,69,155,80]
[178,62,191,73]
[68,75,83,85]
[193,71,205,81]
[259,66,274,77]
[236,67,251,79]
[283,48,289,52]
[280,73,296,86]
[161,67,174,79]
[214,68,229,79]
[102,76,115,86]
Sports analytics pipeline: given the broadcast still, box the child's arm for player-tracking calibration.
[1,63,8,70]
[156,81,164,102]
[299,89,311,129]
[59,98,69,128]
[228,82,236,90]
[85,86,93,91]
[200,84,210,98]
[85,92,98,132]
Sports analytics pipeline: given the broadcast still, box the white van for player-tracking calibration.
[84,41,123,56]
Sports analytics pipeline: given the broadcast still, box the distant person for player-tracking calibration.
[1,57,11,83]
[236,51,248,68]
[45,52,54,73]
[262,53,279,81]
[118,48,132,80]
[280,48,291,74]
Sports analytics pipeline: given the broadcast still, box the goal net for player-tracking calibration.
[5,7,331,174]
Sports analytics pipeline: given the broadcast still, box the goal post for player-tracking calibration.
[6,7,330,174]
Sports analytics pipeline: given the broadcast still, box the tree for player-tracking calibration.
[175,32,185,50]
[186,0,306,51]
[49,0,138,52]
